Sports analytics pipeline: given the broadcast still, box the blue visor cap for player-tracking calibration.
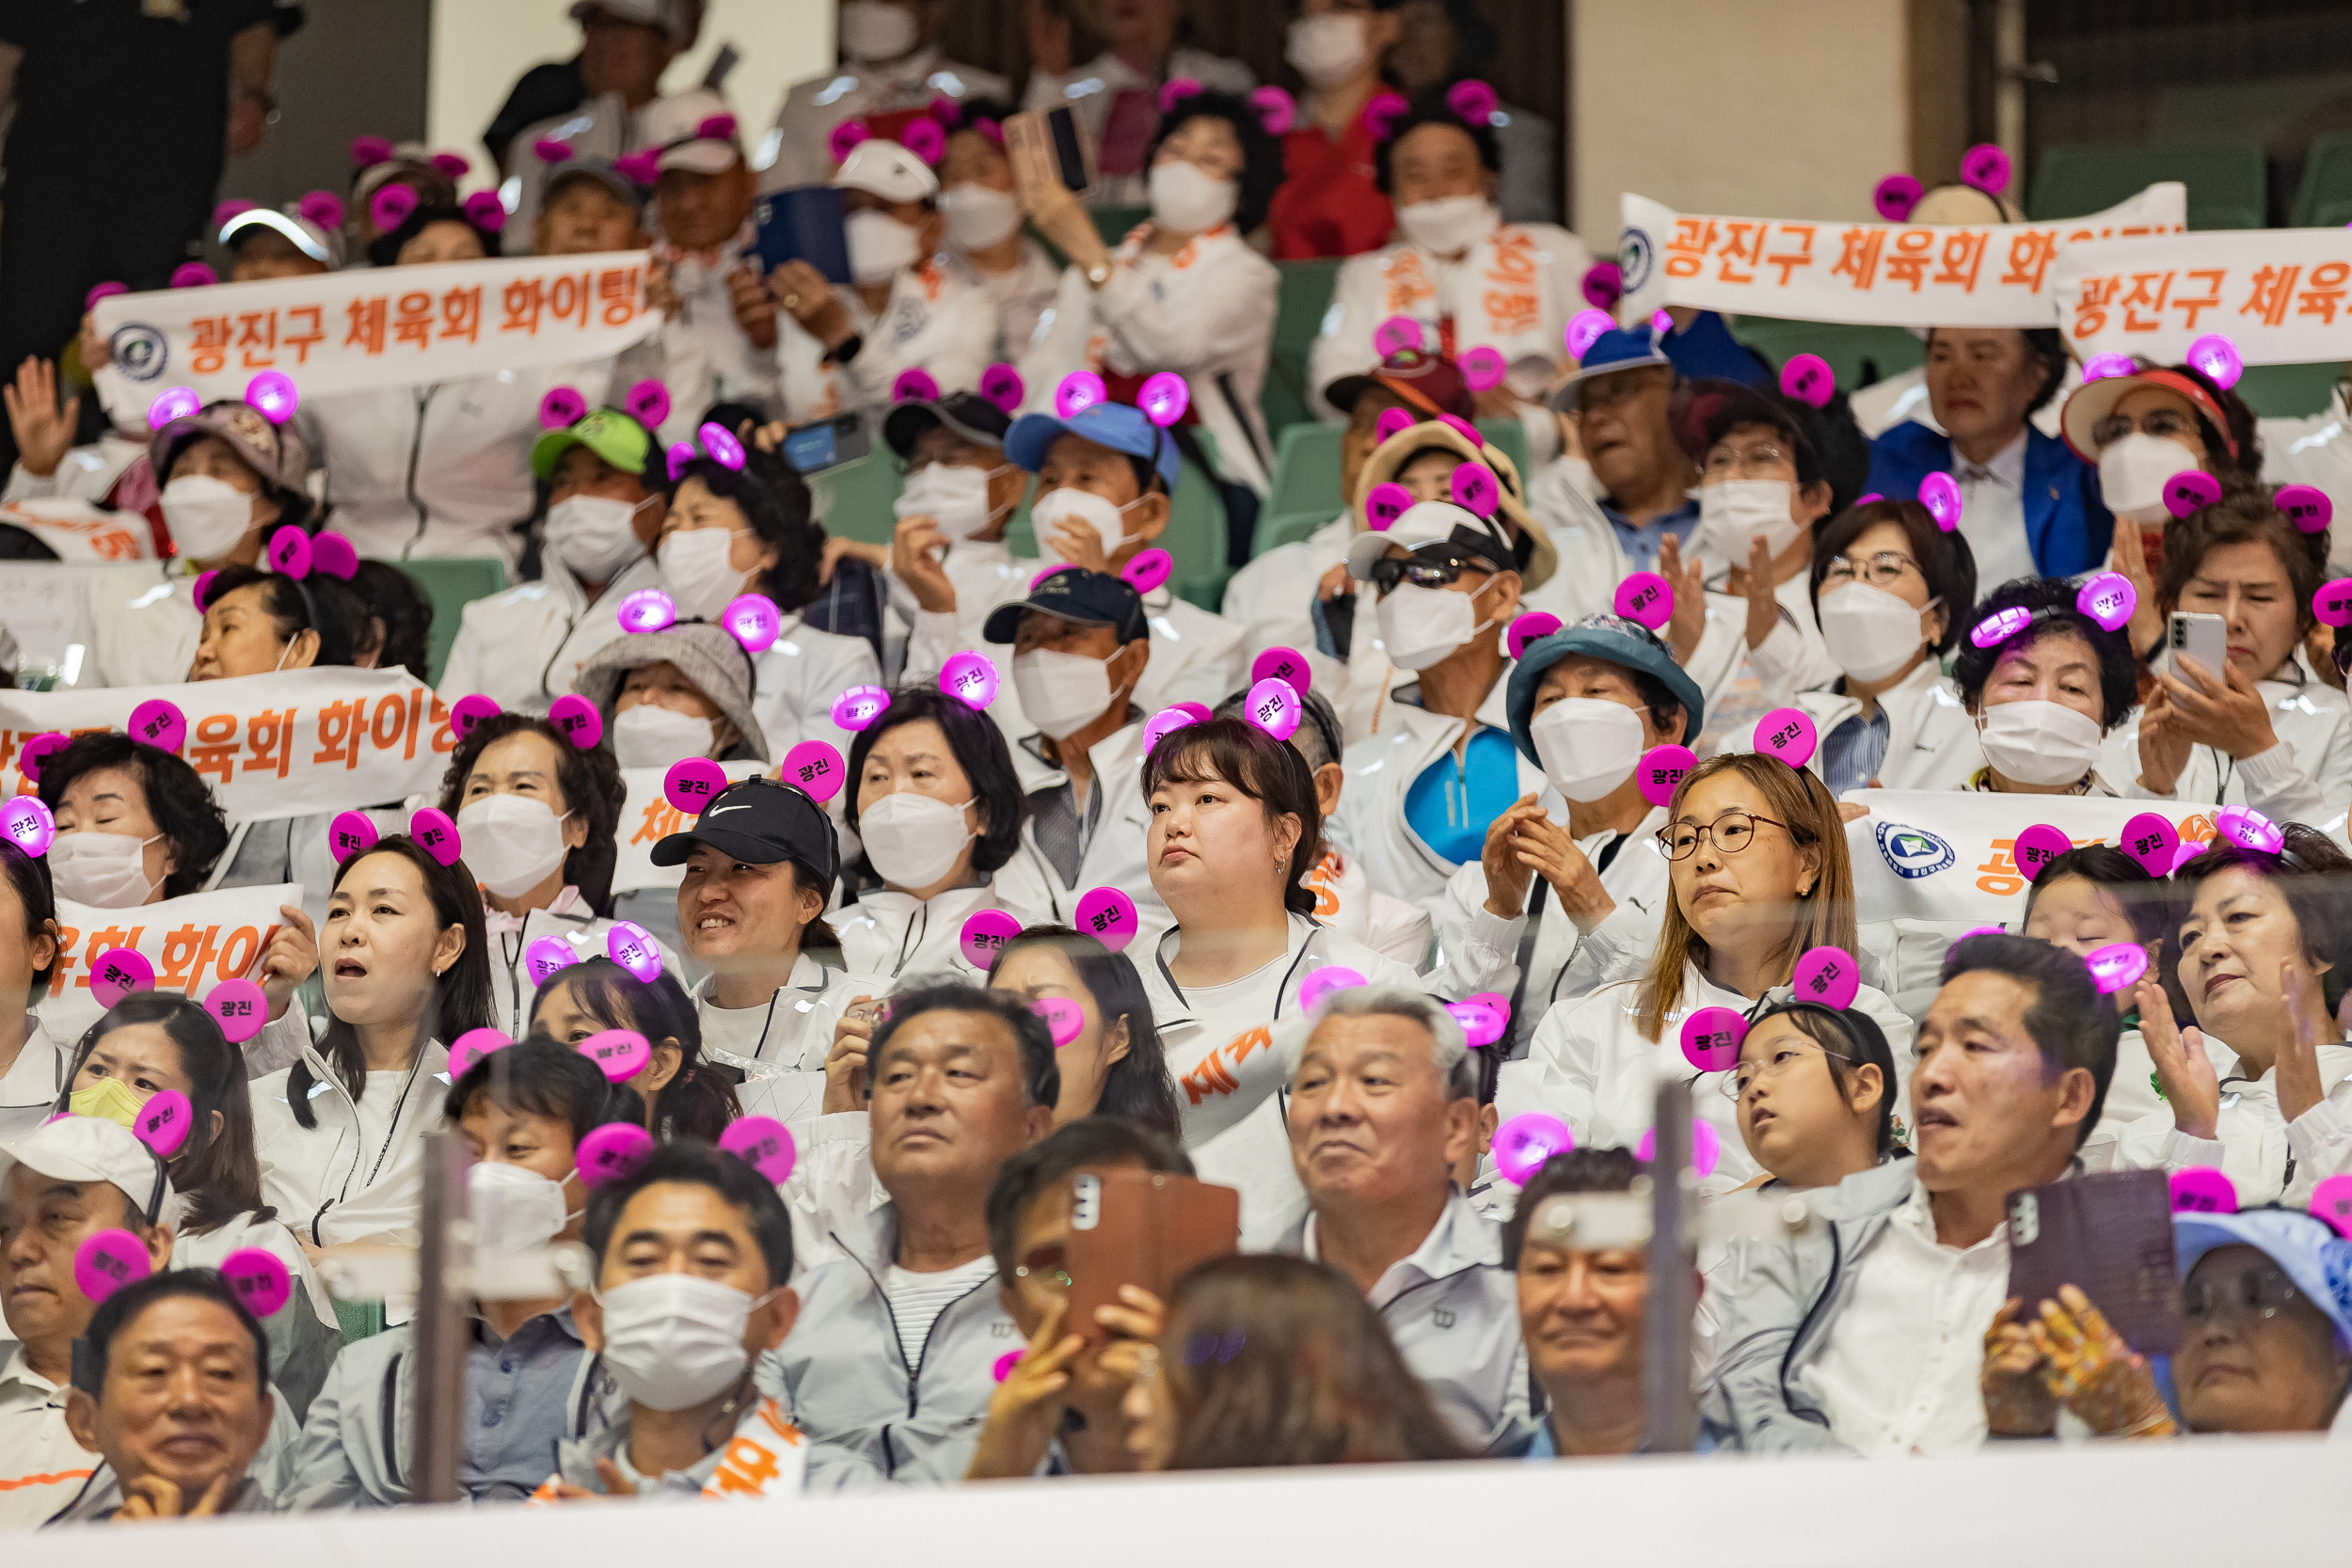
[1006,403,1180,494]
[1549,325,1675,412]
[1505,616,1704,766]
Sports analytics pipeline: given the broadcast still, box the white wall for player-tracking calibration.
[1571,0,1962,248]
[426,0,837,183]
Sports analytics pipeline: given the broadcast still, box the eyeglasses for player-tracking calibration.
[1656,810,1793,863]
[1822,550,1922,590]
[1700,442,1793,481]
[1724,1041,1853,1100]
[1577,372,1668,413]
[1368,551,1488,594]
[2090,406,2200,448]
[2183,1262,2303,1323]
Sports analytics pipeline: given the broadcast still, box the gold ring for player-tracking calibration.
[782,293,800,310]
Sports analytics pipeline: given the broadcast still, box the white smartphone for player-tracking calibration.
[2167,610,2227,683]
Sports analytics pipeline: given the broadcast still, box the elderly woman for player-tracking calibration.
[1947,576,2140,795]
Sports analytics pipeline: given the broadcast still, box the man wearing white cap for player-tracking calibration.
[763,0,1009,192]
[220,202,343,281]
[623,89,784,449]
[769,138,994,420]
[0,1117,175,1528]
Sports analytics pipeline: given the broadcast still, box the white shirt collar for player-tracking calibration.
[1954,430,2028,491]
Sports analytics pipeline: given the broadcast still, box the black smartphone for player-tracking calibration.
[2006,1168,2184,1355]
[782,413,869,475]
[752,186,850,287]
[1045,105,1089,195]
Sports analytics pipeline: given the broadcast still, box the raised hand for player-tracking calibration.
[2134,972,2219,1141]
[3,357,79,480]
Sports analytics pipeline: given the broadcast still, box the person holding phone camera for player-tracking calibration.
[937,100,1066,362]
[1703,934,2114,1455]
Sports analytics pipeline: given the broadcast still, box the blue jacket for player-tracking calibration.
[1865,420,2110,580]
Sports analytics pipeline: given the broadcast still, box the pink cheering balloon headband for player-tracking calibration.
[2312,1174,2352,1242]
[2185,332,2243,391]
[1790,945,1862,1010]
[2,793,57,859]
[899,117,946,166]
[533,136,574,164]
[2119,811,2181,878]
[1073,887,1140,954]
[351,134,395,167]
[369,182,420,234]
[462,190,508,234]
[1361,90,1409,139]
[613,150,661,187]
[781,739,847,803]
[2215,803,2284,856]
[978,362,1025,413]
[2170,1166,2237,1215]
[1248,85,1295,136]
[2278,483,2332,535]
[941,651,1001,710]
[1753,706,1817,770]
[1580,263,1622,313]
[578,1121,657,1187]
[431,151,470,180]
[1446,79,1499,125]
[961,909,1021,969]
[2076,571,2136,633]
[2163,468,2222,519]
[892,368,941,404]
[828,119,872,163]
[607,921,662,984]
[696,113,738,144]
[2012,823,2073,883]
[1054,370,1105,419]
[1779,354,1834,409]
[1960,143,2011,197]
[1871,172,1922,222]
[666,420,748,480]
[1612,572,1674,630]
[297,189,346,230]
[409,807,464,867]
[2082,353,2136,381]
[75,1230,155,1306]
[579,1028,651,1084]
[214,198,258,230]
[170,261,218,289]
[262,524,359,584]
[1505,611,1561,660]
[1158,78,1202,115]
[1917,470,1963,531]
[538,386,589,428]
[446,1026,513,1079]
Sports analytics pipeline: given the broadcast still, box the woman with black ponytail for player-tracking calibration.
[250,834,494,1278]
[529,956,740,1143]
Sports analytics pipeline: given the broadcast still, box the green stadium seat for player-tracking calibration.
[1728,316,1926,392]
[2293,130,2352,228]
[807,451,904,546]
[1251,418,1530,559]
[1091,206,1151,248]
[2026,140,2267,231]
[2233,361,2346,420]
[394,557,506,688]
[1264,259,1343,440]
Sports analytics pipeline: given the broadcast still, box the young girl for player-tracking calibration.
[528,956,739,1141]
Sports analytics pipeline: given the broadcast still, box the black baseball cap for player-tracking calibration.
[650,776,840,887]
[982,567,1148,645]
[883,390,1013,460]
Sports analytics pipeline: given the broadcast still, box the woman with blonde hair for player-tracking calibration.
[1500,752,1915,1192]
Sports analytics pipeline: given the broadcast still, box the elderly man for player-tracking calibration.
[51,1272,278,1522]
[1703,933,2116,1455]
[0,1117,177,1528]
[1273,987,1530,1453]
[1536,326,1700,590]
[771,982,1057,1486]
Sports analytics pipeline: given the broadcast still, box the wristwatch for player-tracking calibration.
[1084,260,1112,289]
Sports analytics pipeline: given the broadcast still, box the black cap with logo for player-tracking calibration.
[650,776,840,888]
[981,567,1148,645]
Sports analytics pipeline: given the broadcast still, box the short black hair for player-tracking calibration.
[581,1137,794,1291]
[1808,498,1979,658]
[1948,576,2139,731]
[0,840,58,995]
[1142,715,1324,917]
[2025,844,2170,947]
[73,1268,269,1396]
[443,1037,644,1148]
[985,927,1181,1135]
[842,684,1026,879]
[984,1117,1193,1275]
[1925,326,2069,415]
[530,957,739,1142]
[1939,932,2119,1146]
[666,439,826,613]
[1373,90,1501,197]
[366,200,503,267]
[38,731,230,899]
[437,710,626,916]
[1502,1147,1641,1267]
[199,562,362,669]
[1744,1000,1900,1157]
[347,560,435,684]
[1149,91,1284,235]
[867,980,1060,1109]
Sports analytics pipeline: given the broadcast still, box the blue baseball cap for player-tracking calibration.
[1505,615,1704,766]
[1006,403,1181,494]
[1549,325,1676,412]
[2174,1209,2352,1349]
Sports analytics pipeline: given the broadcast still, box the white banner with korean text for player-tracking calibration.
[2053,226,2352,366]
[611,761,771,894]
[1617,185,2186,329]
[87,250,659,405]
[0,668,457,822]
[40,882,301,1039]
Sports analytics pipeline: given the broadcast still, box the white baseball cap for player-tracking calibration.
[832,139,939,204]
[1343,499,1517,582]
[644,87,743,176]
[569,0,692,40]
[0,1117,176,1228]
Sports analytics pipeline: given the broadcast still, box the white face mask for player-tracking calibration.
[659,528,748,621]
[615,702,719,768]
[454,794,572,899]
[1699,480,1803,564]
[596,1274,767,1412]
[836,0,917,63]
[546,494,646,582]
[468,1161,574,1257]
[940,183,1023,251]
[895,462,1004,542]
[1014,647,1126,741]
[1148,160,1238,235]
[1529,698,1645,802]
[161,474,257,562]
[1976,699,2105,787]
[1395,196,1498,258]
[49,831,160,908]
[1375,579,1492,672]
[846,208,923,286]
[1817,582,1937,684]
[861,790,976,889]
[1032,487,1141,563]
[2098,433,2190,527]
[1285,12,1372,85]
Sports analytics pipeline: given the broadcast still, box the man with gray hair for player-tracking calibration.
[1272,986,1531,1453]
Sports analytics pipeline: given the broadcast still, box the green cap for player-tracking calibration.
[531,407,652,483]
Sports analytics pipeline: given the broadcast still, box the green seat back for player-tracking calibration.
[2234,361,2346,420]
[394,557,507,688]
[1728,317,1927,392]
[807,452,904,547]
[2027,140,2267,230]
[2290,130,2352,228]
[1264,259,1343,442]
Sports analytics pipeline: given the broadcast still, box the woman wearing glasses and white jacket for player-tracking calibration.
[1713,499,1984,796]
[1497,752,1915,1196]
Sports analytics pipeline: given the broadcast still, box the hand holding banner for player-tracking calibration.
[41,882,301,1039]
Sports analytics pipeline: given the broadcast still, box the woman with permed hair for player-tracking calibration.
[1948,576,2140,795]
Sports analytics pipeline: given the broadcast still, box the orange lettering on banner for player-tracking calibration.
[1764,223,1817,285]
[313,698,367,769]
[2297,261,2352,325]
[50,926,81,991]
[632,798,685,846]
[1486,230,1535,285]
[1714,221,1765,284]
[2120,270,2173,333]
[1999,229,2061,293]
[427,693,457,754]
[1882,230,1935,292]
[1975,841,2026,898]
[598,266,643,325]
[2171,269,2226,331]
[2071,275,2123,340]
[1932,231,1990,292]
[1830,229,1885,292]
[67,925,146,992]
[1664,218,1716,279]
[158,925,222,990]
[2241,264,2300,329]
[440,285,484,345]
[190,315,232,374]
[216,925,270,980]
[501,277,547,336]
[392,293,435,351]
[283,306,326,364]
[344,297,389,356]
[368,693,411,756]
[235,310,278,369]
[1380,250,1434,315]
[187,713,241,786]
[707,1436,781,1496]
[1306,850,1343,920]
[243,709,297,779]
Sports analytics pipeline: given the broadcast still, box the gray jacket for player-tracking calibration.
[759,1203,1022,1489]
[1270,1191,1534,1455]
[548,1393,807,1498]
[282,1318,626,1509]
[1697,1159,1917,1453]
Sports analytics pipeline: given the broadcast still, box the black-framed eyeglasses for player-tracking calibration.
[2183,1261,2302,1323]
[1723,1041,1853,1100]
[1368,551,1488,594]
[1656,810,1792,863]
[1822,550,1922,590]
[2090,406,2200,448]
